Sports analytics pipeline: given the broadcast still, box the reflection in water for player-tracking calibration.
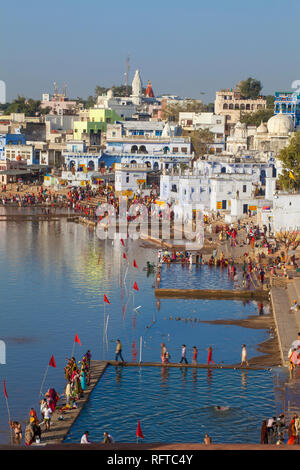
[160,366,169,385]
[192,368,198,388]
[115,366,123,385]
[241,371,248,389]
[0,211,290,444]
[131,341,138,362]
[207,368,213,389]
[180,367,187,386]
[66,367,284,444]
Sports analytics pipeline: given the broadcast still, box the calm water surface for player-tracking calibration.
[65,366,287,444]
[0,209,295,444]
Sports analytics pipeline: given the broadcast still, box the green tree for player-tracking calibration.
[183,128,214,157]
[240,108,274,126]
[5,96,46,116]
[95,86,108,97]
[265,95,275,108]
[236,77,263,99]
[277,131,300,191]
[162,101,203,122]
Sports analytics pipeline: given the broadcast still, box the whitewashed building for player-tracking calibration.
[114,163,151,193]
[179,112,225,153]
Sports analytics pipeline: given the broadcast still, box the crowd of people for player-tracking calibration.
[260,412,300,445]
[10,350,92,446]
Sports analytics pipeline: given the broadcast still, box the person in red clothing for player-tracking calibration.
[207,346,215,366]
[192,346,198,365]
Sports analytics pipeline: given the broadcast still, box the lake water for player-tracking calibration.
[0,209,294,444]
[64,365,285,444]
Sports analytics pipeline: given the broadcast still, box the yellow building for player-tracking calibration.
[73,108,121,141]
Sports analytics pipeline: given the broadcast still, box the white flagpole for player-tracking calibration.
[4,395,13,443]
[105,314,109,351]
[71,341,76,359]
[39,364,49,399]
[139,336,142,363]
[103,300,106,360]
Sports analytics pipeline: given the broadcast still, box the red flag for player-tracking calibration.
[104,294,110,304]
[123,253,127,260]
[49,355,56,368]
[74,333,81,346]
[133,281,139,291]
[133,259,138,268]
[136,419,144,439]
[120,238,125,247]
[3,380,7,399]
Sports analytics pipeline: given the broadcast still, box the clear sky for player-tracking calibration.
[2,0,300,103]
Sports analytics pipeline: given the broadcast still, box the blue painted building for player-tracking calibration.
[0,133,26,160]
[274,91,300,128]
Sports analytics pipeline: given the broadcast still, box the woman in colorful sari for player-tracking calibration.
[80,366,87,391]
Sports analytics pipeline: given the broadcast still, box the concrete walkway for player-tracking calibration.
[39,360,108,445]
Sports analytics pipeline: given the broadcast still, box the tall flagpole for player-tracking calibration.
[3,381,12,443]
[139,336,142,363]
[103,299,106,360]
[39,364,49,399]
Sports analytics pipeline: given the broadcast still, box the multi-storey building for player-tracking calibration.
[214,89,267,135]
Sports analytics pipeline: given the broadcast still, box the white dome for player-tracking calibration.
[267,113,294,135]
[257,121,268,134]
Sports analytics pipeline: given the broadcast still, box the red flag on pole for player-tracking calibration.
[133,259,138,268]
[120,238,125,247]
[136,419,144,439]
[74,333,81,346]
[123,253,127,260]
[3,380,7,399]
[49,355,56,368]
[133,281,139,291]
[104,294,110,304]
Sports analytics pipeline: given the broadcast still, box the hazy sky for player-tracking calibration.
[2,0,300,103]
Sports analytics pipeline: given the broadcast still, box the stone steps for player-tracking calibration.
[270,287,298,365]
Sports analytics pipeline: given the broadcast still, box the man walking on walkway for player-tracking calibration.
[179,344,188,364]
[115,339,125,363]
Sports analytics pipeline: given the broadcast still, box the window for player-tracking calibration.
[181,147,187,153]
[242,185,247,192]
[126,176,129,183]
[173,147,178,153]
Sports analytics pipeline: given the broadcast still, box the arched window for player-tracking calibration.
[69,160,76,171]
[234,104,239,110]
[223,103,228,110]
[131,145,138,153]
[153,162,159,170]
[229,104,234,110]
[88,160,95,171]
[139,145,147,154]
